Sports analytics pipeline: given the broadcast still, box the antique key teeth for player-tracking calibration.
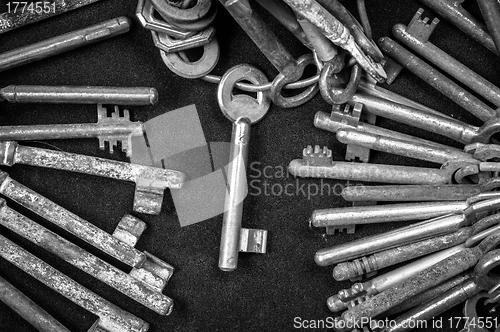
[405,8,440,43]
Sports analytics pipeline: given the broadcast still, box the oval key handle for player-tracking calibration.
[218,64,271,124]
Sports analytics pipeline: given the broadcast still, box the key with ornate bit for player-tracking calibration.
[0,16,130,73]
[0,104,143,156]
[314,198,500,266]
[0,141,185,214]
[217,64,271,272]
[288,146,480,185]
[0,170,174,292]
[391,9,500,111]
[0,234,150,332]
[0,0,101,34]
[339,231,500,330]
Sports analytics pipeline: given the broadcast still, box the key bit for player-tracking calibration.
[0,141,185,215]
[302,145,332,167]
[406,8,439,43]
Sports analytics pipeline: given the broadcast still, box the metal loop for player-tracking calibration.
[319,62,362,105]
[269,53,320,108]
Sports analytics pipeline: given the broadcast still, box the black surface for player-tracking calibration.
[0,0,499,331]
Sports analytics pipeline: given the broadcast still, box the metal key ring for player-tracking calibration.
[269,53,320,108]
[217,64,271,124]
[319,62,362,105]
[165,3,217,32]
[150,0,212,23]
[161,38,220,79]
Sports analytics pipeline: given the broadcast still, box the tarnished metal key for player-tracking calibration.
[0,275,70,332]
[0,198,173,315]
[0,170,174,292]
[0,105,143,156]
[220,0,318,108]
[314,197,500,266]
[0,234,150,332]
[418,0,499,56]
[342,179,500,202]
[328,245,465,313]
[0,85,158,105]
[0,0,101,34]
[339,232,500,329]
[288,146,479,185]
[392,9,500,110]
[0,17,130,73]
[478,0,500,54]
[218,64,270,271]
[0,141,185,214]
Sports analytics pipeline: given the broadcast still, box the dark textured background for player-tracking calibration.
[0,0,499,331]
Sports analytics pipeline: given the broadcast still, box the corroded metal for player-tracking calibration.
[0,0,101,34]
[386,249,500,332]
[0,85,158,105]
[393,9,500,110]
[0,141,185,215]
[332,229,471,281]
[0,17,131,73]
[314,199,500,267]
[336,129,476,165]
[0,171,174,291]
[379,37,497,122]
[340,232,500,329]
[0,234,150,332]
[312,201,469,228]
[288,145,476,185]
[0,105,143,156]
[328,245,465,313]
[385,272,472,316]
[342,179,500,202]
[0,275,70,332]
[418,0,499,56]
[0,198,173,315]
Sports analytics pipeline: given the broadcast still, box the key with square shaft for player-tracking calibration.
[217,64,270,271]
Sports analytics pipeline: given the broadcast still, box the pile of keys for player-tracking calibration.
[135,0,500,331]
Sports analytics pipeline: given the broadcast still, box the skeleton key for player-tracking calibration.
[314,198,500,266]
[392,9,500,111]
[288,146,479,185]
[218,64,270,271]
[0,275,70,332]
[418,0,499,56]
[0,234,150,332]
[0,0,101,34]
[0,105,143,156]
[220,0,319,108]
[0,17,130,73]
[0,85,158,105]
[385,249,500,332]
[339,232,500,330]
[0,141,185,215]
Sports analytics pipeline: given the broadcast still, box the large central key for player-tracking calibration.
[217,64,270,271]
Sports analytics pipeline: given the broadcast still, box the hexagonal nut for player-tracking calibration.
[151,26,216,53]
[136,0,195,39]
